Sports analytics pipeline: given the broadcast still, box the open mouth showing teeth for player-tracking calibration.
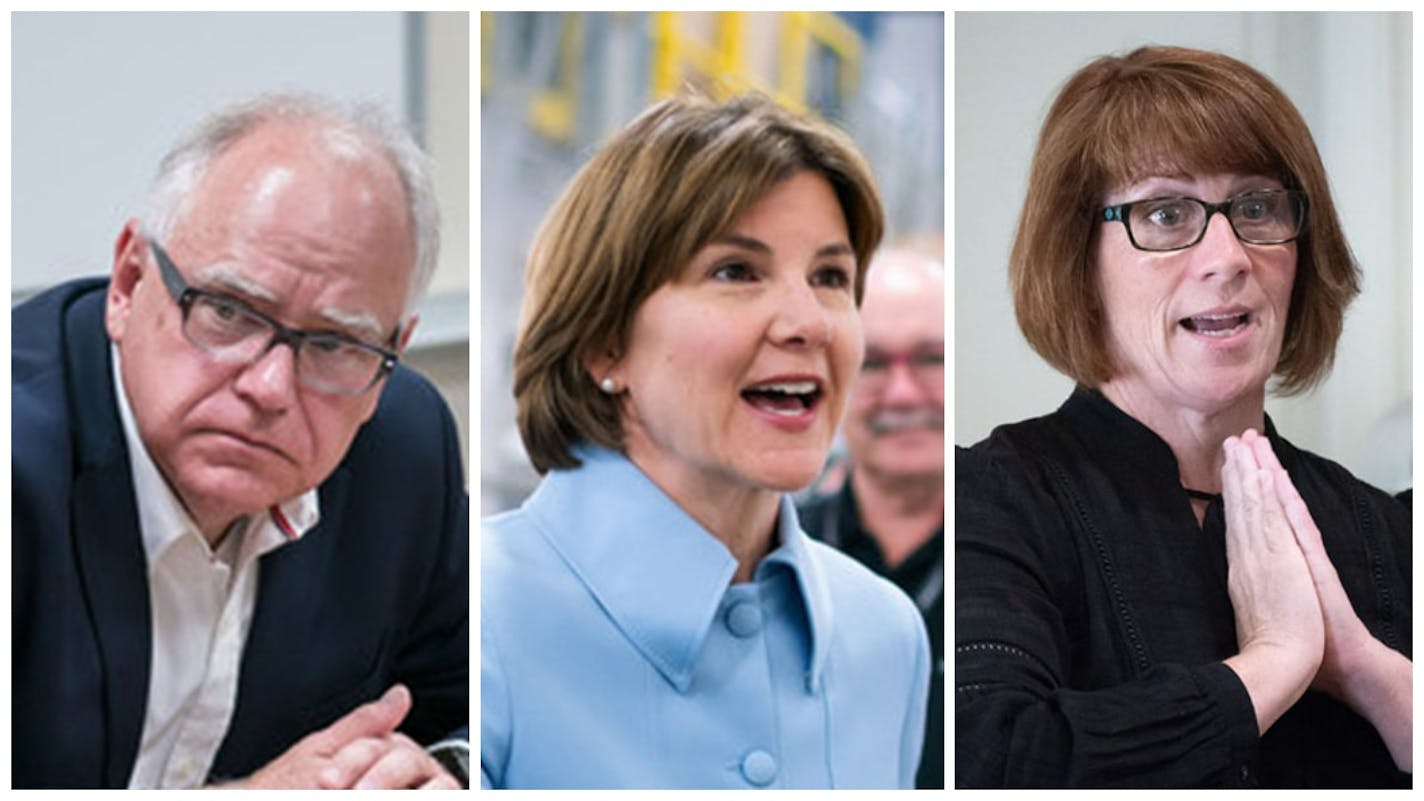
[741,380,822,416]
[1181,312,1251,336]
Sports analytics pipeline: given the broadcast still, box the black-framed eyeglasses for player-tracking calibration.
[149,239,400,396]
[1100,188,1308,252]
[859,344,944,391]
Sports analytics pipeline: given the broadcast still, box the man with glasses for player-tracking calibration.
[13,94,467,789]
[798,248,945,788]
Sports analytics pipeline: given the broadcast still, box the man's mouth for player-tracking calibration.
[211,429,292,461]
[740,380,823,417]
[868,408,943,435]
[1180,311,1251,337]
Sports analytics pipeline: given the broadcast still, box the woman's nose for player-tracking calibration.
[767,281,833,348]
[1190,212,1252,282]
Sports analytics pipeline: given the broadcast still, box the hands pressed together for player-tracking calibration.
[1220,430,1411,772]
[230,684,461,790]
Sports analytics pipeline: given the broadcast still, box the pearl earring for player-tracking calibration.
[599,377,617,394]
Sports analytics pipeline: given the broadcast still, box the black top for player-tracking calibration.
[799,481,944,789]
[955,388,1411,788]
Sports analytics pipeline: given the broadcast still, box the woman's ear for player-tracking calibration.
[584,345,622,393]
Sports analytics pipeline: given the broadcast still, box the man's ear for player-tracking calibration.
[358,315,421,425]
[106,220,147,342]
[396,313,420,354]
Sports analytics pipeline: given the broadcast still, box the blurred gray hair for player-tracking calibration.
[141,92,441,317]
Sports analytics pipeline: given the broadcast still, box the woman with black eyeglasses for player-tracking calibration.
[955,46,1410,788]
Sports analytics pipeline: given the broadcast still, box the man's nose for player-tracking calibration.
[232,339,300,412]
[881,359,926,402]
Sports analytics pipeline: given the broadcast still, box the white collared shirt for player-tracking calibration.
[112,348,319,789]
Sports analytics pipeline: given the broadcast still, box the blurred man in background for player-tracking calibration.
[799,249,944,788]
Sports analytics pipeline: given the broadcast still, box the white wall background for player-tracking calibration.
[955,12,1411,492]
[12,12,410,291]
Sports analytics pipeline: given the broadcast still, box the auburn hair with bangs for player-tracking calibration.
[514,94,884,473]
[1011,45,1359,394]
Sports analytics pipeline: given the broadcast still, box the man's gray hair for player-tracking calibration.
[141,92,441,316]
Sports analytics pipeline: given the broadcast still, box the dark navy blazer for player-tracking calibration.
[12,279,469,788]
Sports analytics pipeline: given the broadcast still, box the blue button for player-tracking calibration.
[741,749,777,786]
[725,601,762,638]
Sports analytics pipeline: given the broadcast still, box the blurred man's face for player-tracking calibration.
[843,253,945,483]
[105,121,416,536]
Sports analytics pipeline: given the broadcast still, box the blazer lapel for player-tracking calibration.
[210,462,351,778]
[66,291,151,788]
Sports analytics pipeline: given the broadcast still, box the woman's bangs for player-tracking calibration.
[1091,83,1284,194]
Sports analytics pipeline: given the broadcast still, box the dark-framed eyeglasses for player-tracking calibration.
[859,344,944,391]
[1100,188,1309,252]
[149,239,400,396]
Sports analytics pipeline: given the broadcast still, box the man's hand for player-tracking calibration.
[232,684,459,789]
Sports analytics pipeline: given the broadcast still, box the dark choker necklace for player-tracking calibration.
[1183,487,1220,502]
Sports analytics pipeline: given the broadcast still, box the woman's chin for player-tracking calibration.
[1175,371,1270,412]
[742,452,825,493]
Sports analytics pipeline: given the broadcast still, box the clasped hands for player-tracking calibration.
[1222,430,1410,771]
[226,684,460,789]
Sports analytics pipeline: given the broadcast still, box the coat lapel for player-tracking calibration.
[66,290,151,787]
[209,462,351,777]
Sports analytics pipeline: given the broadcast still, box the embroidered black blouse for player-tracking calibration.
[955,388,1411,788]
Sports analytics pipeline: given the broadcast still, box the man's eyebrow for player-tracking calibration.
[189,263,387,342]
[317,306,388,343]
[193,263,279,305]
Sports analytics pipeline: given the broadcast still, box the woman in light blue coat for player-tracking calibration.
[481,94,930,789]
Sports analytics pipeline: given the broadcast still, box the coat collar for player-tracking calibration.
[522,445,833,693]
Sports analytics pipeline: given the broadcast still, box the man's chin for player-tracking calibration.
[179,467,304,523]
[866,444,943,482]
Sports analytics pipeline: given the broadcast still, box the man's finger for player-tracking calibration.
[317,736,392,789]
[352,740,448,790]
[312,684,412,752]
[419,773,463,790]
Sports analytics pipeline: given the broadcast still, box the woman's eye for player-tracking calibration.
[1144,203,1187,227]
[1237,198,1271,220]
[709,261,756,282]
[811,265,852,289]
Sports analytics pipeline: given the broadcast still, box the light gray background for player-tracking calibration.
[13,12,408,294]
[12,11,472,473]
[955,12,1411,491]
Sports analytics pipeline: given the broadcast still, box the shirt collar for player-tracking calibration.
[110,345,318,566]
[523,444,833,692]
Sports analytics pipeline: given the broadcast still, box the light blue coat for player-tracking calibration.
[481,445,929,789]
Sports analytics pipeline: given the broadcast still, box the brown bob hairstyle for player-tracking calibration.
[1011,45,1360,395]
[514,94,884,473]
